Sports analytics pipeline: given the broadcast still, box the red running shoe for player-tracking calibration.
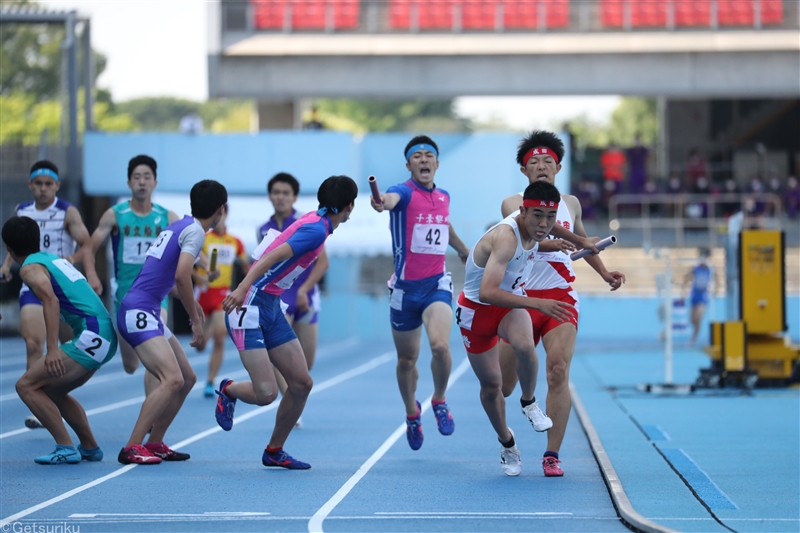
[118,444,162,465]
[542,456,564,477]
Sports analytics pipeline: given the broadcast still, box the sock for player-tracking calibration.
[407,406,421,419]
[266,446,282,454]
[543,451,559,459]
[499,435,516,449]
[79,445,100,452]
[221,380,233,396]
[521,396,536,408]
[59,445,77,451]
[431,397,446,406]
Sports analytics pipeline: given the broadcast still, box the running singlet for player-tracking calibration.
[387,179,451,283]
[257,209,317,296]
[462,214,538,304]
[17,198,75,258]
[251,211,331,297]
[110,201,170,301]
[524,197,577,290]
[199,232,247,289]
[124,216,206,306]
[691,263,712,294]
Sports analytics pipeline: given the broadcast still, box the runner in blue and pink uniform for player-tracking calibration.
[116,179,228,465]
[370,135,471,451]
[217,175,358,470]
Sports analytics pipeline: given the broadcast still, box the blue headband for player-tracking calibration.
[317,207,339,216]
[30,168,59,182]
[405,143,438,161]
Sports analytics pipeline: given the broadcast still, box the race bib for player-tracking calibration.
[228,305,259,330]
[145,230,173,260]
[208,244,236,266]
[122,237,154,264]
[52,258,85,282]
[410,224,449,255]
[252,229,282,260]
[454,305,475,330]
[74,330,112,364]
[125,309,160,333]
[40,229,59,251]
[276,265,306,290]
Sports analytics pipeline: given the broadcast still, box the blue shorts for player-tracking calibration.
[389,273,453,332]
[226,290,297,351]
[116,301,165,349]
[690,290,709,307]
[19,283,42,307]
[281,285,320,325]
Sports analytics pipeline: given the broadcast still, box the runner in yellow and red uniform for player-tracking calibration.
[195,206,250,397]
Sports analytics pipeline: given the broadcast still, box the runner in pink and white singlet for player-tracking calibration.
[370,135,471,451]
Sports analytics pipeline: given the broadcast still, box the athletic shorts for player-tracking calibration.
[690,290,709,307]
[61,317,118,370]
[116,301,168,349]
[455,292,515,354]
[19,283,42,307]
[281,285,320,325]
[226,290,297,351]
[198,287,229,317]
[389,273,453,332]
[112,277,168,313]
[523,287,579,345]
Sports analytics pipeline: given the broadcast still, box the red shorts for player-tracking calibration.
[198,287,229,317]
[456,292,516,354]
[523,287,579,345]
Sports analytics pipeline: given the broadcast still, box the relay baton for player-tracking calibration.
[209,248,218,271]
[570,235,617,261]
[369,175,382,205]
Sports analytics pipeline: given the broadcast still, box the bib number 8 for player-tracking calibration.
[125,309,159,333]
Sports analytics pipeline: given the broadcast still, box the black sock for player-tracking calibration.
[544,451,559,459]
[520,396,536,408]
[499,434,515,448]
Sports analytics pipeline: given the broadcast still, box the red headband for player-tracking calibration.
[522,199,559,209]
[522,147,559,166]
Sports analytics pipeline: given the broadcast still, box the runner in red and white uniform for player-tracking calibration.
[499,130,626,477]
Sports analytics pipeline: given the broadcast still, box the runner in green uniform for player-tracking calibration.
[3,216,118,465]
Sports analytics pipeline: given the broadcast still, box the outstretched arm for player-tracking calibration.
[84,208,117,295]
[64,205,92,266]
[569,196,625,291]
[222,243,295,313]
[370,192,401,212]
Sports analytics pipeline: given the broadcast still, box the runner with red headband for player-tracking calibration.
[456,181,575,476]
[499,130,626,478]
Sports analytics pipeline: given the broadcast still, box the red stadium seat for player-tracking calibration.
[252,0,288,30]
[632,1,667,26]
[504,0,569,29]
[462,0,498,30]
[419,0,456,30]
[718,0,753,25]
[759,0,783,24]
[333,0,360,29]
[600,0,625,27]
[674,1,711,27]
[389,0,414,29]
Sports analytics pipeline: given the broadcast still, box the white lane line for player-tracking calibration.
[375,512,574,516]
[69,512,270,517]
[0,350,393,529]
[14,515,622,524]
[307,357,471,533]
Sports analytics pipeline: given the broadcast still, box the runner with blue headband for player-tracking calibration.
[1,159,94,431]
[370,135,471,451]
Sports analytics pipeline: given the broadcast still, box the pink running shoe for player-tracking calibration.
[118,444,162,465]
[542,456,563,477]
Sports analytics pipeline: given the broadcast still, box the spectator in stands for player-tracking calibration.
[575,180,597,221]
[179,112,203,134]
[625,134,649,195]
[719,178,740,217]
[686,148,709,189]
[785,176,800,219]
[600,143,625,211]
[747,177,766,215]
[302,106,324,130]
[764,176,782,216]
[687,176,710,220]
[664,173,684,217]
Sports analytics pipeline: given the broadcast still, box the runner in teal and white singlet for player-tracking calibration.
[2,216,116,465]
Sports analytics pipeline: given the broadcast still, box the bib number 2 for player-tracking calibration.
[74,330,112,364]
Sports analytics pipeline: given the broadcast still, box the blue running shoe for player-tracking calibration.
[262,449,311,470]
[215,378,236,431]
[406,400,423,450]
[77,445,103,462]
[35,445,81,465]
[432,400,454,436]
[203,382,214,398]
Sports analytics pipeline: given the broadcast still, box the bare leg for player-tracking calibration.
[206,310,227,385]
[45,374,98,449]
[292,321,318,372]
[498,341,519,398]
[421,302,453,402]
[392,327,422,416]
[498,310,539,403]
[690,303,706,345]
[540,323,577,454]
[147,335,197,444]
[266,340,313,449]
[466,347,512,443]
[19,304,46,370]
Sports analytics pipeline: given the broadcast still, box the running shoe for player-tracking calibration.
[406,400,423,450]
[262,449,311,470]
[35,445,81,465]
[203,382,214,398]
[521,400,553,432]
[145,441,190,461]
[542,456,564,477]
[117,444,162,465]
[432,399,454,436]
[500,428,521,476]
[77,445,104,462]
[215,378,236,431]
[25,415,44,429]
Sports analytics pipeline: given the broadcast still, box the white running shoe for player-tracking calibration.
[500,428,521,477]
[521,401,553,432]
[294,416,304,429]
[25,416,44,429]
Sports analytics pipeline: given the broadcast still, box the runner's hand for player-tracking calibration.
[44,349,67,378]
[370,196,385,213]
[208,268,221,283]
[296,289,310,313]
[87,273,103,296]
[579,236,602,255]
[0,265,11,283]
[603,270,626,291]
[531,298,575,323]
[189,322,205,347]
[222,287,246,314]
[537,239,575,254]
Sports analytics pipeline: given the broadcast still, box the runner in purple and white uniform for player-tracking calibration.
[116,180,227,465]
[370,135,471,451]
[216,175,357,470]
[257,172,329,428]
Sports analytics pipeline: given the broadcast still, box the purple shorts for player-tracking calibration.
[116,301,165,349]
[280,285,320,325]
[19,283,43,307]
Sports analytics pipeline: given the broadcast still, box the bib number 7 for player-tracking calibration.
[228,305,259,330]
